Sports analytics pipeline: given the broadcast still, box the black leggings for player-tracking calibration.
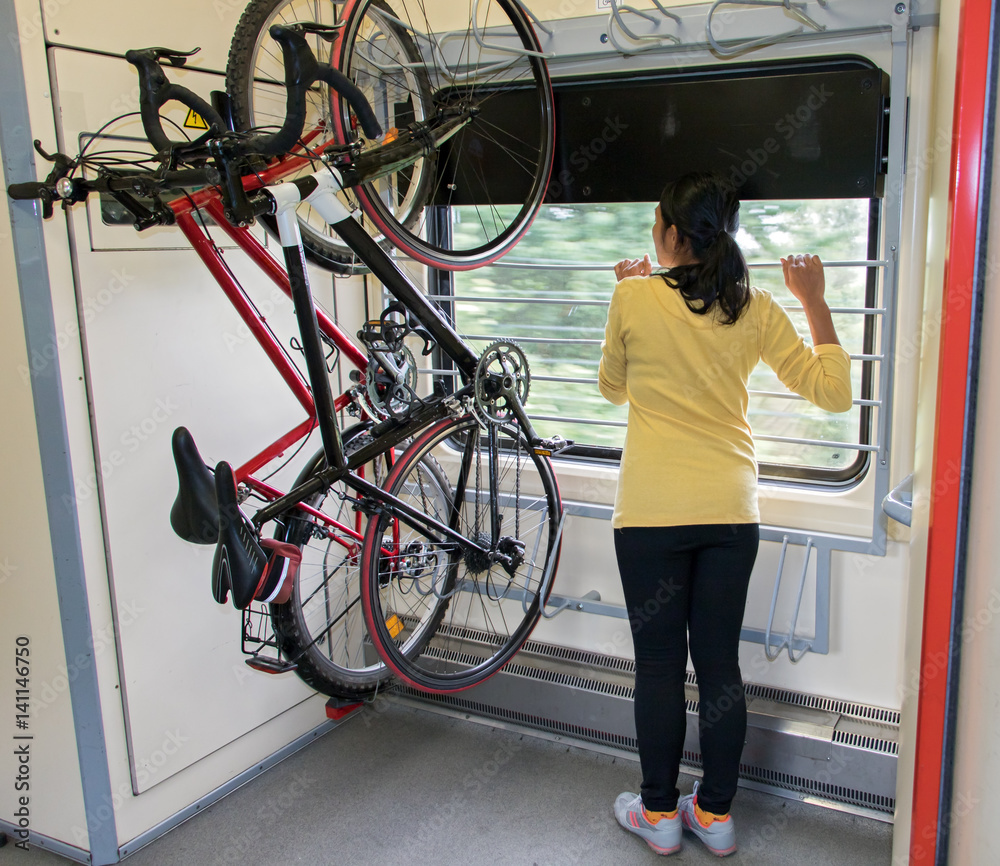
[614,523,759,814]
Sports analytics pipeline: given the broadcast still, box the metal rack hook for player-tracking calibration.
[706,0,828,58]
[607,0,682,56]
[472,0,554,59]
[763,535,814,662]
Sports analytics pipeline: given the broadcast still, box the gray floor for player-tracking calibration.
[3,700,893,865]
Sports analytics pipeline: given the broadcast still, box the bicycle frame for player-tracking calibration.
[162,155,523,565]
[166,155,377,553]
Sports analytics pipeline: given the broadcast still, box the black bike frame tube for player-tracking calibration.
[348,472,492,556]
[280,241,346,471]
[249,389,470,529]
[330,216,481,380]
[488,424,501,540]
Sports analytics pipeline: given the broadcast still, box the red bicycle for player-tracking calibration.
[10,4,563,697]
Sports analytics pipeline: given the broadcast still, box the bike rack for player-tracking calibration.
[471,0,554,58]
[763,535,814,663]
[606,0,682,55]
[706,0,828,57]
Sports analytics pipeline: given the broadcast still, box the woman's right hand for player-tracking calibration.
[780,254,826,308]
[781,254,840,346]
[615,254,653,281]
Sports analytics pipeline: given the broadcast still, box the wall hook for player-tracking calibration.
[707,0,828,58]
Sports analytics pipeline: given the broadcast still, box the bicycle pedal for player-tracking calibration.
[212,461,268,609]
[245,656,297,675]
[532,435,574,457]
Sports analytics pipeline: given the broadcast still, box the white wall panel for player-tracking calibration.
[49,44,351,793]
[43,0,243,71]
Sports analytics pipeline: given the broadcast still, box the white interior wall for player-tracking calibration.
[0,79,91,863]
[3,0,364,854]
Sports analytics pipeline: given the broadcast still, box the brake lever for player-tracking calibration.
[287,22,343,42]
[136,46,201,67]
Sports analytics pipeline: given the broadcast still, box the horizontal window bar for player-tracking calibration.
[444,294,886,316]
[533,375,600,385]
[491,259,889,271]
[749,389,881,408]
[527,415,871,452]
[752,434,875,452]
[463,335,603,345]
[435,294,612,307]
[528,413,628,428]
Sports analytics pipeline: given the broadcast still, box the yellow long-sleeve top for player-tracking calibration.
[599,276,853,528]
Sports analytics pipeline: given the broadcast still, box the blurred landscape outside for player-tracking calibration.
[451,199,872,477]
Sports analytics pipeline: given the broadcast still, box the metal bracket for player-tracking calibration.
[706,0,828,57]
[882,472,913,527]
[606,0,682,55]
[764,535,815,663]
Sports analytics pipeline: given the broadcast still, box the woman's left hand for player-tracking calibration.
[615,255,653,281]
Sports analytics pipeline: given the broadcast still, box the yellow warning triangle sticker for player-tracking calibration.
[183,108,210,130]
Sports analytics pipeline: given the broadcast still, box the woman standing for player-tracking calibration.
[600,173,852,857]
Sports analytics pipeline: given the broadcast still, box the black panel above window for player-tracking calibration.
[437,58,889,206]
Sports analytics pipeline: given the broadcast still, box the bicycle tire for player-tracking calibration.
[270,425,450,696]
[334,0,556,269]
[359,413,562,693]
[226,0,433,275]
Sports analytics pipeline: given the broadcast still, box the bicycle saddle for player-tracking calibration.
[169,427,220,544]
[212,460,268,609]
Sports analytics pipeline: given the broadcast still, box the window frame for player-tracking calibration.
[428,55,891,488]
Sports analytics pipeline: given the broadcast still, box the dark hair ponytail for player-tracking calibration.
[658,172,751,325]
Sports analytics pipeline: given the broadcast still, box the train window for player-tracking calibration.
[429,58,886,484]
[444,197,874,482]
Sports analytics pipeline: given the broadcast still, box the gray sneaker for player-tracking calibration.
[614,792,681,855]
[678,782,737,857]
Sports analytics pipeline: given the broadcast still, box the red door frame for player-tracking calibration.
[910,0,994,861]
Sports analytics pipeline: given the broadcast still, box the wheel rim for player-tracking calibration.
[338,0,555,269]
[235,0,398,272]
[361,414,561,692]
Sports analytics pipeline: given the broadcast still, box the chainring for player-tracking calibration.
[474,339,530,424]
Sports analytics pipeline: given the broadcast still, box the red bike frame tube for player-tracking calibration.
[169,177,370,496]
[910,0,993,861]
[172,208,315,413]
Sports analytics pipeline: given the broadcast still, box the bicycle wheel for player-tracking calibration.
[226,0,433,274]
[270,425,449,696]
[335,0,555,269]
[359,413,562,693]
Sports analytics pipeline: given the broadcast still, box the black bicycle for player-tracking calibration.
[9,10,564,696]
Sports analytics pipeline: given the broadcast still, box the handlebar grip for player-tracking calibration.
[125,49,227,154]
[245,25,383,158]
[6,181,51,200]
